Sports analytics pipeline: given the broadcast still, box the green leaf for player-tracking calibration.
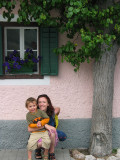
[85,48,89,54]
[70,1,73,5]
[107,9,109,13]
[11,13,14,19]
[3,2,6,7]
[67,11,73,18]
[74,8,80,14]
[68,7,73,12]
[40,14,46,20]
[74,68,78,72]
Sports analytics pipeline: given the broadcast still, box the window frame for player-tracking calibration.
[0,22,43,79]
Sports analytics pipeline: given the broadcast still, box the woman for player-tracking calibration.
[28,94,67,160]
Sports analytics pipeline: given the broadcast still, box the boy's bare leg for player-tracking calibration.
[28,150,32,160]
[41,149,49,160]
[35,141,42,159]
[44,149,49,156]
[37,141,42,148]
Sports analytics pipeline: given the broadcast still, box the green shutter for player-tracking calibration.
[0,26,3,75]
[49,28,58,75]
[40,28,58,75]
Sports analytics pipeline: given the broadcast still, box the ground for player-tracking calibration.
[70,148,117,160]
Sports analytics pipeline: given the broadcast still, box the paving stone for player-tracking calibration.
[0,148,71,160]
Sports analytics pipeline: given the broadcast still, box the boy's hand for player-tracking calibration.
[37,121,41,127]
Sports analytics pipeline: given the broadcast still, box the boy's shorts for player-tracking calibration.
[27,130,51,151]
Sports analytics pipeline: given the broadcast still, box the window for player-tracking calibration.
[5,27,39,74]
[0,23,58,79]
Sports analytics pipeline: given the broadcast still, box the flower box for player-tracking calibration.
[3,48,40,74]
[10,66,33,74]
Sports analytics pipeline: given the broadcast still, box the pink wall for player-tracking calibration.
[0,7,120,120]
[0,50,120,120]
[0,58,93,120]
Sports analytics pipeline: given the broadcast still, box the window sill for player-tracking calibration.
[0,76,50,85]
[0,74,43,79]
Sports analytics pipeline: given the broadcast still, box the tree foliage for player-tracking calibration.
[0,0,120,72]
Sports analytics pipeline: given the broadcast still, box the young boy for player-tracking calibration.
[25,97,51,160]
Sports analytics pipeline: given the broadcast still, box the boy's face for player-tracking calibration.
[27,101,37,113]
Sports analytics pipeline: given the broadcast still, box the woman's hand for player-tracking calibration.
[28,126,40,132]
[54,107,60,115]
[45,124,56,134]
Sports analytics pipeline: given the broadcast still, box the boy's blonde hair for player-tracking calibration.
[25,97,37,108]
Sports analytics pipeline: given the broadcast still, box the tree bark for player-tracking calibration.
[89,42,119,157]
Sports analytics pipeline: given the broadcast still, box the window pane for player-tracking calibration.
[7,29,20,50]
[24,29,37,50]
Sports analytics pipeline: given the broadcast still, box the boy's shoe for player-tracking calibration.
[35,148,42,159]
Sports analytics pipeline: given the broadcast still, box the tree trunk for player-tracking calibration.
[89,42,119,157]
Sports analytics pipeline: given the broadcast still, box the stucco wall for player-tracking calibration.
[0,42,120,120]
[0,58,93,120]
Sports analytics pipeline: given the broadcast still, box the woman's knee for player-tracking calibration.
[50,132,55,139]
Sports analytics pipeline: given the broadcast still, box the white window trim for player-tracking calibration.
[0,76,50,85]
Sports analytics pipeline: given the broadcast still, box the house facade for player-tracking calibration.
[0,5,120,149]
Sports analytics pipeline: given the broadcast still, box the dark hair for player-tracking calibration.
[37,94,54,116]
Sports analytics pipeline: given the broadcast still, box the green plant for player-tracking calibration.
[3,48,40,72]
[112,149,117,154]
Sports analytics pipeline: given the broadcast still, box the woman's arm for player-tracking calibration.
[28,125,44,132]
[45,124,56,133]
[54,107,60,115]
[28,124,56,134]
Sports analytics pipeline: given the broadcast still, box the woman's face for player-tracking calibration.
[38,97,49,112]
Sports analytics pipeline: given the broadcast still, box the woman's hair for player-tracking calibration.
[37,94,54,116]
